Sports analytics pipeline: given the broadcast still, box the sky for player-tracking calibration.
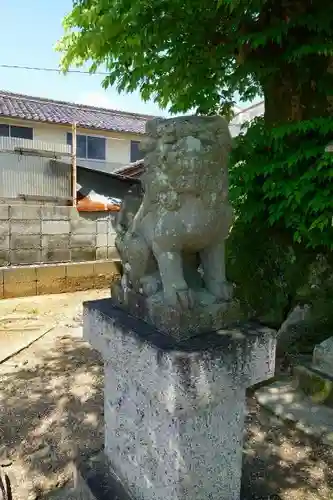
[0,0,253,117]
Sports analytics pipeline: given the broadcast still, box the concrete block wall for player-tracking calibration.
[0,205,118,266]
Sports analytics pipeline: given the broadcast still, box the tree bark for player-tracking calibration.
[262,59,332,127]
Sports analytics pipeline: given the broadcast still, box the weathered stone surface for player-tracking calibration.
[107,247,118,260]
[0,235,9,250]
[0,205,9,220]
[70,233,96,248]
[42,220,70,235]
[10,234,41,250]
[0,222,10,239]
[4,280,37,298]
[73,451,133,500]
[71,247,96,262]
[11,220,41,235]
[294,364,333,408]
[83,299,276,500]
[3,266,38,297]
[67,262,95,278]
[3,266,37,285]
[0,270,3,299]
[96,247,108,260]
[10,249,41,265]
[0,250,9,266]
[107,232,116,247]
[313,336,333,376]
[40,205,72,220]
[94,261,119,278]
[96,233,108,248]
[115,115,234,339]
[42,234,70,250]
[97,220,108,234]
[111,281,244,340]
[71,217,97,235]
[42,248,71,263]
[276,304,312,355]
[66,262,98,290]
[81,115,278,500]
[36,264,67,294]
[36,264,66,281]
[10,205,41,220]
[75,449,281,500]
[108,215,117,233]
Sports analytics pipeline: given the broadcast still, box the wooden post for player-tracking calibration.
[72,122,77,207]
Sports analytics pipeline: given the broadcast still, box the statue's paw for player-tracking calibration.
[208,281,233,301]
[140,275,161,296]
[177,288,196,309]
[165,287,195,309]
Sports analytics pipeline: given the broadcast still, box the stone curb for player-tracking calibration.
[255,379,333,447]
[0,260,120,299]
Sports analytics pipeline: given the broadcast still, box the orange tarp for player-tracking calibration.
[76,197,121,212]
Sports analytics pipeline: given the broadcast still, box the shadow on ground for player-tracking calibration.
[0,332,104,498]
[0,332,332,499]
[242,392,333,499]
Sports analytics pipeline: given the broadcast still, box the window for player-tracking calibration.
[11,125,33,139]
[0,123,33,140]
[67,132,106,161]
[130,140,144,163]
[0,124,9,137]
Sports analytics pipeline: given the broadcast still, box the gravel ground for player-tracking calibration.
[0,290,332,499]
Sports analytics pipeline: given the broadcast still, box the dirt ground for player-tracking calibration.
[0,290,332,499]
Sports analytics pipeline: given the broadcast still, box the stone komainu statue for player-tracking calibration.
[115,115,234,310]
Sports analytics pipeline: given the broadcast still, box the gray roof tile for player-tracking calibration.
[0,90,155,134]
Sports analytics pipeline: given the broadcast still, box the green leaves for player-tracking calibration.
[56,0,266,112]
[230,116,333,250]
[57,0,333,253]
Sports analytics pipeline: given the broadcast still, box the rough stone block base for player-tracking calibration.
[111,280,246,340]
[73,450,280,500]
[83,299,276,500]
[73,451,132,500]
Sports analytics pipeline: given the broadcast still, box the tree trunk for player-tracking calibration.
[253,0,333,125]
[262,58,332,127]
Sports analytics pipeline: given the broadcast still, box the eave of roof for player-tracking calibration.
[113,159,145,178]
[76,162,141,184]
[0,90,158,135]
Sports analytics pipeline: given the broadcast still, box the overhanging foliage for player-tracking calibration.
[57,0,333,250]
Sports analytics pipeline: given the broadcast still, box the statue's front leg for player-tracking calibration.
[200,241,232,301]
[152,245,195,309]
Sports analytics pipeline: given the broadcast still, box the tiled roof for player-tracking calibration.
[113,159,145,178]
[0,90,156,135]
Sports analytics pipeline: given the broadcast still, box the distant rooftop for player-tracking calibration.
[0,90,157,135]
[113,159,145,179]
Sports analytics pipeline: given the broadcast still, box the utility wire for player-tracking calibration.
[0,63,109,75]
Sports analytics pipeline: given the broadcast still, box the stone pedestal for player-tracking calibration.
[110,281,244,340]
[81,298,276,500]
